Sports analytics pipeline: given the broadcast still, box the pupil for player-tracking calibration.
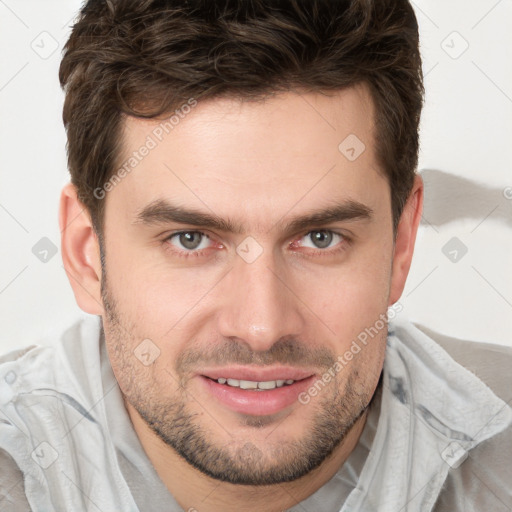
[312,230,332,249]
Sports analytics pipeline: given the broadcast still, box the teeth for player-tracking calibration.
[239,380,258,390]
[216,378,296,389]
[258,380,276,390]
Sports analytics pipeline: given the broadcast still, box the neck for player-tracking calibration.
[126,402,369,512]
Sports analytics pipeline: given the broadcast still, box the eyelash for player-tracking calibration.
[162,230,351,259]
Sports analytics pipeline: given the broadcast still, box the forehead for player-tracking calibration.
[108,85,388,231]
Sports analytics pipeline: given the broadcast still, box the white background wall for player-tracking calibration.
[0,0,511,352]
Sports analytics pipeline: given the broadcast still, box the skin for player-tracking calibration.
[59,84,423,511]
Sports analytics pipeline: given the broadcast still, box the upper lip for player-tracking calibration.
[200,365,315,382]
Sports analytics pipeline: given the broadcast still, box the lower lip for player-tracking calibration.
[199,375,315,416]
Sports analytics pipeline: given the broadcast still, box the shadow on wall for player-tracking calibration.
[419,169,512,228]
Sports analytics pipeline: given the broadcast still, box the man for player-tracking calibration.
[1,0,511,510]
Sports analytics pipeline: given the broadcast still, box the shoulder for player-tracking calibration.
[0,349,36,510]
[0,448,30,511]
[413,323,512,403]
[414,325,512,511]
[433,423,512,511]
[0,345,39,365]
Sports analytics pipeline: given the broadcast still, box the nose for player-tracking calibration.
[216,247,305,352]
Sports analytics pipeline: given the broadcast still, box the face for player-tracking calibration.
[100,86,395,485]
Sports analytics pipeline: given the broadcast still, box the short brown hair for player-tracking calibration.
[59,0,423,235]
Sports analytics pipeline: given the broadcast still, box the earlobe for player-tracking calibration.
[388,175,424,305]
[59,183,104,315]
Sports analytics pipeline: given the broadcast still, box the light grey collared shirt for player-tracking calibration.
[0,315,511,511]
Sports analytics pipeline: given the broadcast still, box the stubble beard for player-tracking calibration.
[100,266,381,485]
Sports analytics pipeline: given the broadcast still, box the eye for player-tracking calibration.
[298,230,345,250]
[166,231,212,252]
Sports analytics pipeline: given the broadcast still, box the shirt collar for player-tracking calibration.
[340,315,512,511]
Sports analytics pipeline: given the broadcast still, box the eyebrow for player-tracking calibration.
[133,198,373,235]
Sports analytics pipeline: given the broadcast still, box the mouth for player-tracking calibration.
[197,366,316,416]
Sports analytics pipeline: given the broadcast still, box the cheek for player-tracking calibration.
[104,244,207,333]
[102,308,176,405]
[311,255,392,338]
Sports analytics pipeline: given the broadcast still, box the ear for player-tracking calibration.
[59,183,104,315]
[388,174,424,305]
